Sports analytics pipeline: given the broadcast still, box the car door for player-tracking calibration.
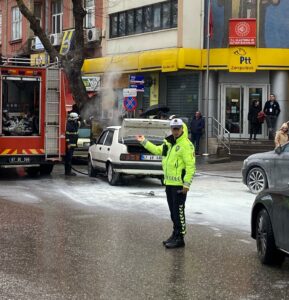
[93,130,108,170]
[273,143,289,188]
[272,191,289,251]
[99,129,115,167]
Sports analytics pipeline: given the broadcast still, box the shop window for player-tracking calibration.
[2,79,40,136]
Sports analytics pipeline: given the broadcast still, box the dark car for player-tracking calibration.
[251,188,289,265]
[242,141,289,194]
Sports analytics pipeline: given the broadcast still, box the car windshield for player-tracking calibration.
[78,128,91,138]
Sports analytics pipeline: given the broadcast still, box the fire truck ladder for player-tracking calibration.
[45,66,62,160]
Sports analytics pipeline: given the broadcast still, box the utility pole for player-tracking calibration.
[203,0,211,156]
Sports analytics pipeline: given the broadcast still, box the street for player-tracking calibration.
[0,163,289,300]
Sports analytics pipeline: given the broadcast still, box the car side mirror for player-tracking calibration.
[275,146,282,154]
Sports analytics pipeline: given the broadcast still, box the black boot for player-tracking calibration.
[162,232,175,246]
[165,235,185,249]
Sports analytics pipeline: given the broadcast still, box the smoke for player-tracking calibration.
[79,71,123,129]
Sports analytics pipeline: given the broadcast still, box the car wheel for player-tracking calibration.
[88,157,97,177]
[107,163,120,186]
[256,209,285,265]
[246,167,267,194]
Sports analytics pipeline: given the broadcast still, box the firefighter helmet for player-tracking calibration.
[68,112,79,120]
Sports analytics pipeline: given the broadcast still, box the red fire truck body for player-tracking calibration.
[0,59,67,175]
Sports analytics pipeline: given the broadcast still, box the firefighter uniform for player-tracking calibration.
[140,118,195,248]
[65,112,80,176]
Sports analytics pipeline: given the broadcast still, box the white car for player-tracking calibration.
[88,118,170,185]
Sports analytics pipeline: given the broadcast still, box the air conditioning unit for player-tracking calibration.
[30,37,36,51]
[49,33,63,46]
[85,27,100,43]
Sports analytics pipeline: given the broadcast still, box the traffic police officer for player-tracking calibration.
[136,118,196,248]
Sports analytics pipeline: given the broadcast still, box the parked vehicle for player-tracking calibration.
[242,141,289,194]
[88,118,170,185]
[0,57,67,176]
[251,188,289,265]
[73,126,91,159]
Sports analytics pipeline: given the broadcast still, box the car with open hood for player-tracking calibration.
[242,141,289,194]
[88,118,170,185]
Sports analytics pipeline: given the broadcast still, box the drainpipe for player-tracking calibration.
[45,0,48,64]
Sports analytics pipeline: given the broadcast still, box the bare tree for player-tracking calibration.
[16,0,90,111]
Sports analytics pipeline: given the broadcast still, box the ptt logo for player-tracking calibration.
[234,48,252,65]
[240,56,252,64]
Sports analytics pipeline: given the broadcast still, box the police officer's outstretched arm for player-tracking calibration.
[136,135,164,156]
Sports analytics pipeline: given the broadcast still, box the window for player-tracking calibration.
[51,0,62,34]
[162,2,171,29]
[143,6,152,32]
[110,14,118,37]
[85,0,95,28]
[98,131,108,145]
[127,10,134,35]
[172,0,178,27]
[104,131,114,146]
[153,4,161,30]
[135,8,143,34]
[118,12,126,36]
[109,1,178,38]
[12,6,22,40]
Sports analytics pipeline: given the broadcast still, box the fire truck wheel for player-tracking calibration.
[26,167,40,177]
[40,164,54,175]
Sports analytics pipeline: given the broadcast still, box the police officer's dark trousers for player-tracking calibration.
[165,185,187,237]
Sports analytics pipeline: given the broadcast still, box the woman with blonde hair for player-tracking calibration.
[274,122,289,148]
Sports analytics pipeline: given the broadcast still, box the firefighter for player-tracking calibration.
[136,118,196,248]
[64,112,80,176]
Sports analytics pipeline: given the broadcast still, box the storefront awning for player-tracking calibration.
[82,48,202,75]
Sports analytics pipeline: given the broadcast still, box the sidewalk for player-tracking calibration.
[195,155,243,172]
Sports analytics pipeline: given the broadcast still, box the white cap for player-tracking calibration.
[170,118,183,128]
[69,112,79,120]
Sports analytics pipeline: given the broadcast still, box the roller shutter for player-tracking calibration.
[166,73,199,118]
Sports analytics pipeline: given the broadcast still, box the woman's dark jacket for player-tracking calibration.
[248,105,261,124]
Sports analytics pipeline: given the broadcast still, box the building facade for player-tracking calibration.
[82,0,203,122]
[0,0,103,60]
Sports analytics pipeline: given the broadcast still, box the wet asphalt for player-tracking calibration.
[0,162,289,300]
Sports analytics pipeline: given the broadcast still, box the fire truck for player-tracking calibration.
[0,57,67,176]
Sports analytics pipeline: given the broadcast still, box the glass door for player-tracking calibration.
[221,85,267,139]
[223,86,244,138]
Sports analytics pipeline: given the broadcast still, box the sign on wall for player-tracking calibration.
[229,19,256,46]
[229,47,256,73]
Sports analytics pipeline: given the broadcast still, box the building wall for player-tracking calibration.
[0,0,103,58]
[104,0,202,56]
